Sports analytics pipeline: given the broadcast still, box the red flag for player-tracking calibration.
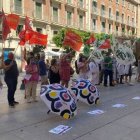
[18,30,34,45]
[6,14,20,30]
[63,30,83,51]
[25,16,32,30]
[0,9,11,41]
[29,31,48,46]
[85,34,95,45]
[98,39,111,49]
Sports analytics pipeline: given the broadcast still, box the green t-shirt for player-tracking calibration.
[104,56,113,70]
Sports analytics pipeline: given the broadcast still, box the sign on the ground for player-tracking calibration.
[49,125,72,135]
[88,109,105,115]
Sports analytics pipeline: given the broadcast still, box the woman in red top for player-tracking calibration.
[59,52,73,88]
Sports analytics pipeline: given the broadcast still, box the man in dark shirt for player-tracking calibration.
[103,52,114,87]
[38,53,48,85]
[4,52,19,107]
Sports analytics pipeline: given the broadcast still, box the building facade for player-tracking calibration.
[0,0,140,70]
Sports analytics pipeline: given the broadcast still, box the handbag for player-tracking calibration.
[20,80,25,90]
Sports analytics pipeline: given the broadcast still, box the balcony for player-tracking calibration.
[116,16,121,23]
[66,19,74,27]
[131,22,136,28]
[108,14,114,21]
[100,10,106,18]
[101,27,106,33]
[51,0,63,4]
[121,19,126,24]
[77,1,87,12]
[51,16,64,26]
[91,7,99,16]
[91,26,97,32]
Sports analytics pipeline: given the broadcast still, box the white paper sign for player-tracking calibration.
[24,74,32,80]
[88,109,105,115]
[112,104,127,108]
[49,125,72,135]
[132,97,140,100]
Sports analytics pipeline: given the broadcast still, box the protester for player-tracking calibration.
[25,56,39,103]
[4,52,19,107]
[48,58,60,84]
[89,58,99,85]
[112,56,117,85]
[117,63,125,84]
[99,59,104,84]
[59,52,73,88]
[124,64,133,84]
[103,52,114,87]
[78,55,89,79]
[137,56,140,82]
[38,53,49,85]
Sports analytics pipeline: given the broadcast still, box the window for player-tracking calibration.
[67,11,72,25]
[92,1,97,12]
[53,31,58,35]
[14,0,22,14]
[128,2,130,9]
[0,0,2,9]
[116,26,118,31]
[79,15,83,28]
[101,22,105,32]
[36,28,42,33]
[122,27,125,32]
[101,5,105,15]
[36,2,42,19]
[116,11,119,21]
[79,0,84,8]
[128,16,130,24]
[109,8,111,18]
[16,25,23,36]
[116,0,119,4]
[122,13,124,23]
[109,24,112,33]
[92,19,96,30]
[122,0,125,6]
[53,7,58,22]
[67,0,72,4]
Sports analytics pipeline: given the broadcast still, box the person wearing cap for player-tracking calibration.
[4,52,19,107]
[38,52,48,85]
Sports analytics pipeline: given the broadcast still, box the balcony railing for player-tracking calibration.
[66,0,75,7]
[100,10,106,18]
[101,27,106,33]
[91,7,99,15]
[108,14,114,20]
[116,16,121,23]
[36,11,42,20]
[77,1,86,11]
[14,5,22,15]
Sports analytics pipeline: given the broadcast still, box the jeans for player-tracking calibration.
[104,70,113,86]
[4,77,18,105]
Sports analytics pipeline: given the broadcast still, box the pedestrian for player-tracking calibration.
[117,63,125,84]
[124,64,133,84]
[4,52,19,107]
[25,57,39,103]
[48,58,60,84]
[89,58,99,85]
[59,52,73,88]
[38,53,49,85]
[103,52,114,87]
[77,55,89,79]
[137,56,140,82]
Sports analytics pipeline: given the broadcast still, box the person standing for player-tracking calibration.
[49,59,60,84]
[59,52,73,88]
[4,52,19,107]
[137,56,140,82]
[89,58,99,85]
[103,52,114,87]
[38,53,49,85]
[25,57,39,103]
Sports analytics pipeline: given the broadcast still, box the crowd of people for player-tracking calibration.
[2,51,140,108]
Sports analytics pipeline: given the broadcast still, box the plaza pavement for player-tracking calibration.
[0,73,140,140]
